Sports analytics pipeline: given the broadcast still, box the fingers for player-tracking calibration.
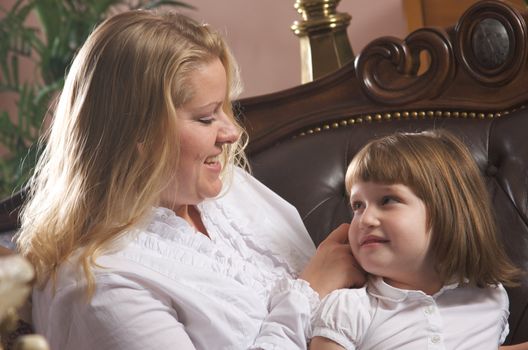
[348,264,367,287]
[324,223,350,243]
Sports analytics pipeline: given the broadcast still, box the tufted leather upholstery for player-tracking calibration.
[248,109,528,344]
[241,0,528,344]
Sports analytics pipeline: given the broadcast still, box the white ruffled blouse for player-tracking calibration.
[32,168,318,350]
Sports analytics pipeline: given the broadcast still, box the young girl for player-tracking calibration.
[310,130,522,350]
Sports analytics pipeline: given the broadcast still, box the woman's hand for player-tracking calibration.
[300,223,366,299]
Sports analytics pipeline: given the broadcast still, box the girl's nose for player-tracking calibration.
[358,205,380,228]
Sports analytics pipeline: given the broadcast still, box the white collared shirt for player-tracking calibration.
[32,168,318,350]
[312,276,509,350]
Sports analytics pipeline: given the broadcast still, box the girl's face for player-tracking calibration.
[348,181,441,293]
[160,58,239,212]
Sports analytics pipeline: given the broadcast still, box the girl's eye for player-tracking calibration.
[351,201,363,211]
[381,196,398,205]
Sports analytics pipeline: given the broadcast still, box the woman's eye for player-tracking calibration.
[198,117,214,124]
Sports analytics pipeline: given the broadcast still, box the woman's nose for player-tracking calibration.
[217,116,240,145]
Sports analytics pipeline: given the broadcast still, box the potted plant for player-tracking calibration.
[0,0,193,200]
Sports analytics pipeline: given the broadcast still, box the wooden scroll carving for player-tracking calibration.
[355,0,527,105]
[355,28,455,105]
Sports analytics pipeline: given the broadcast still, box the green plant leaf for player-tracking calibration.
[0,0,195,198]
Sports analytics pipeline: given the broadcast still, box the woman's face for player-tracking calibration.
[161,58,239,211]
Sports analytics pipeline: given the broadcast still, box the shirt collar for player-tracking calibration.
[367,276,461,302]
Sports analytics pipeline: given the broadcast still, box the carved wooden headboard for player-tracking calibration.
[240,0,528,344]
[241,0,528,154]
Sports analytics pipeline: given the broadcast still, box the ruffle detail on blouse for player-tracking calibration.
[118,207,283,298]
[201,198,298,276]
[248,342,280,350]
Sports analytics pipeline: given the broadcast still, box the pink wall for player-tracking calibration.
[178,0,408,98]
[0,0,408,101]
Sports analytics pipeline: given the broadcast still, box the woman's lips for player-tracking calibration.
[204,154,221,172]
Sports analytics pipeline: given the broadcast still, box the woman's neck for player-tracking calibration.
[176,205,209,237]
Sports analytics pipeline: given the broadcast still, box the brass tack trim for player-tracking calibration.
[294,106,524,138]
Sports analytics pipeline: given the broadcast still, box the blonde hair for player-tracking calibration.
[345,129,521,287]
[16,10,247,295]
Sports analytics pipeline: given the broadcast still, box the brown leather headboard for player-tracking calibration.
[240,0,528,344]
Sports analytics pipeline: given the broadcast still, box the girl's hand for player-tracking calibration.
[300,223,366,298]
[309,336,346,350]
[501,343,528,350]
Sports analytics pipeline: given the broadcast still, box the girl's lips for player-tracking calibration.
[360,236,390,246]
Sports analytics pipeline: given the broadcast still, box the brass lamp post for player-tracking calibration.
[291,0,354,83]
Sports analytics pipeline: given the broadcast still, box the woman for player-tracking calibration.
[15,10,363,350]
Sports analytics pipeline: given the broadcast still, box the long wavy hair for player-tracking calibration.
[345,129,521,287]
[16,10,247,295]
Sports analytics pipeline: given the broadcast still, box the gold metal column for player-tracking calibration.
[292,0,354,83]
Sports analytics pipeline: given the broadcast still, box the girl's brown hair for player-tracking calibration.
[16,10,247,296]
[345,129,521,287]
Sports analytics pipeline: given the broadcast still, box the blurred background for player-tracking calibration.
[2,0,520,198]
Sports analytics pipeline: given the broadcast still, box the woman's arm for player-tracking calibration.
[35,274,197,350]
[250,224,366,349]
[309,336,346,350]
